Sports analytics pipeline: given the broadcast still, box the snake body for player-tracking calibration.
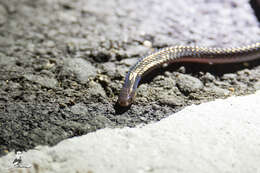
[118,43,260,107]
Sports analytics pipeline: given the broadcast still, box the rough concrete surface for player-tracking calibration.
[0,0,260,160]
[0,91,260,173]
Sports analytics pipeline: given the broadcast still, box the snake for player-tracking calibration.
[117,43,260,107]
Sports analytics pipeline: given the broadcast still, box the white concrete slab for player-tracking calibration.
[1,91,260,173]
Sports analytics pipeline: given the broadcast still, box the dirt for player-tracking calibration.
[0,0,260,157]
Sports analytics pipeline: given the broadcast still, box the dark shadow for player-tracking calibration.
[250,0,260,22]
[140,58,260,85]
[114,101,131,114]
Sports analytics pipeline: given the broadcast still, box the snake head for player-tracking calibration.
[117,73,141,107]
[118,87,136,107]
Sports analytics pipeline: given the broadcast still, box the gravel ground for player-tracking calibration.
[1,91,260,173]
[0,0,260,156]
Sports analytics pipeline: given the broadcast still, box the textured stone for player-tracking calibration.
[65,58,97,83]
[24,74,57,89]
[176,74,204,94]
[0,4,7,25]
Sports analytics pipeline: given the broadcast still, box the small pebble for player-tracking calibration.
[176,74,204,94]
[143,40,152,48]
